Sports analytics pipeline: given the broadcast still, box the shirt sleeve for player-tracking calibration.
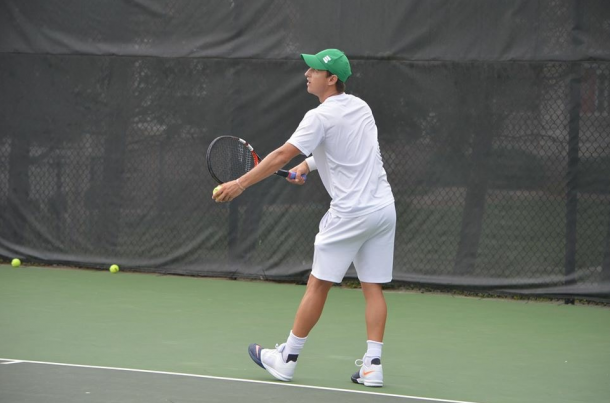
[286,110,325,157]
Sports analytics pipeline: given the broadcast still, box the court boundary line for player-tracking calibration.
[0,357,482,403]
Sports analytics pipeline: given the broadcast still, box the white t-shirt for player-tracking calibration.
[287,93,394,217]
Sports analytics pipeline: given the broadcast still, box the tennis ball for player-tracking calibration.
[213,185,221,195]
[11,258,21,267]
[109,264,119,273]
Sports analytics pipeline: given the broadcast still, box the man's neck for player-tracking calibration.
[319,90,342,103]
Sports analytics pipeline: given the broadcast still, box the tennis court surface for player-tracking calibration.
[0,359,474,403]
[1,265,609,403]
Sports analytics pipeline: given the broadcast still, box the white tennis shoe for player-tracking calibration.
[248,343,296,382]
[351,356,383,387]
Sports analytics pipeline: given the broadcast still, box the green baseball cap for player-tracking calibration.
[301,49,352,82]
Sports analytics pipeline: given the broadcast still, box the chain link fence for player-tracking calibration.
[1,0,609,300]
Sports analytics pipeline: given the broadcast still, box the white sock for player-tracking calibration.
[283,330,307,362]
[365,340,383,366]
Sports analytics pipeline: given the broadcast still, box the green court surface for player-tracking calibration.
[1,265,609,403]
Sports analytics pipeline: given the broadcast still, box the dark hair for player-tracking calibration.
[326,71,346,93]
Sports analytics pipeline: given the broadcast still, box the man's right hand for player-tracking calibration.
[286,162,310,185]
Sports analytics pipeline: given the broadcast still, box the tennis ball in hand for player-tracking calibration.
[109,264,119,273]
[11,258,21,267]
[213,185,222,195]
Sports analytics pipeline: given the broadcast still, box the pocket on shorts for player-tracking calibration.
[319,211,333,232]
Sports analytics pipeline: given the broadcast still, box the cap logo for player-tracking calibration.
[322,55,332,63]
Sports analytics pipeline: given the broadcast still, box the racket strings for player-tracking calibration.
[207,137,257,183]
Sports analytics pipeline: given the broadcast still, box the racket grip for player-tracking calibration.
[277,170,306,180]
[288,171,307,180]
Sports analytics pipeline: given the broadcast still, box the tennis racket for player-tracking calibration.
[206,136,306,184]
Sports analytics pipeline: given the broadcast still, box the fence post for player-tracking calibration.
[453,69,494,276]
[563,2,584,305]
[97,61,130,254]
[6,136,31,247]
[564,67,581,305]
[603,214,610,284]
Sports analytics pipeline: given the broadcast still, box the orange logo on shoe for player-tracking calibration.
[256,345,260,356]
[363,370,375,376]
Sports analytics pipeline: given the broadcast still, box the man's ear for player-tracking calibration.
[327,74,338,86]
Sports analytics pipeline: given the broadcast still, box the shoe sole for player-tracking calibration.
[262,364,292,382]
[363,379,383,387]
[353,378,383,387]
[352,372,383,387]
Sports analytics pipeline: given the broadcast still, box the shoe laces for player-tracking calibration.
[275,343,286,353]
[355,355,381,367]
[354,354,366,367]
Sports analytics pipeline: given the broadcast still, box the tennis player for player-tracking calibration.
[212,49,395,387]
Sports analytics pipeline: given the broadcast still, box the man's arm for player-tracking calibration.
[212,142,302,202]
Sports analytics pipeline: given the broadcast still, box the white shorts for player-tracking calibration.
[311,203,396,284]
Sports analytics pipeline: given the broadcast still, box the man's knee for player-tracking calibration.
[307,274,334,293]
[361,282,384,299]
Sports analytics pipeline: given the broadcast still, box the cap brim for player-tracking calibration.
[301,54,327,71]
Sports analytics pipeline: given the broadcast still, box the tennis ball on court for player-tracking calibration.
[11,258,21,267]
[109,264,119,273]
[213,185,221,195]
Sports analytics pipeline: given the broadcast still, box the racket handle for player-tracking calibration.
[276,170,307,180]
[288,171,307,180]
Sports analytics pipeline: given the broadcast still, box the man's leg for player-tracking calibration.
[351,281,386,387]
[248,274,334,381]
[292,274,335,337]
[361,282,387,342]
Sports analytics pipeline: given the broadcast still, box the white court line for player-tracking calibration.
[0,360,22,365]
[0,357,483,403]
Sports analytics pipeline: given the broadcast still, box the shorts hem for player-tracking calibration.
[311,270,344,284]
[357,277,393,284]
